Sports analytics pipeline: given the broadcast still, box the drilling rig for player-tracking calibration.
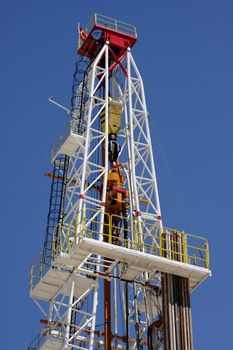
[28,14,211,350]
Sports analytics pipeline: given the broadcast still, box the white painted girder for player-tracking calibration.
[67,237,211,291]
[31,268,97,302]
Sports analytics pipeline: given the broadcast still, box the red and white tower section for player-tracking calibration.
[28,14,211,350]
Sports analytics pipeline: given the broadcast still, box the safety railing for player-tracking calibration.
[28,327,47,350]
[28,325,63,350]
[78,14,137,50]
[30,208,209,292]
[85,14,137,38]
[52,208,209,269]
[52,119,82,160]
[30,252,51,293]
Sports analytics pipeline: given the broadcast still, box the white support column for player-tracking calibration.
[99,41,109,237]
[129,52,162,226]
[65,280,75,349]
[89,283,99,350]
[122,49,163,224]
[126,49,141,216]
[126,49,144,250]
[76,43,109,227]
[125,49,163,327]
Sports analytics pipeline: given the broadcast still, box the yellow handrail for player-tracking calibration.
[30,208,209,289]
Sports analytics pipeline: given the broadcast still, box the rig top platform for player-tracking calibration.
[78,14,137,61]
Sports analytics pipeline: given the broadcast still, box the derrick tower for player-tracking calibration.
[28,14,211,350]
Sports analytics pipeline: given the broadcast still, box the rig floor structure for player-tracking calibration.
[28,14,211,350]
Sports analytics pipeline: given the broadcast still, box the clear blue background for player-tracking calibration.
[1,0,232,348]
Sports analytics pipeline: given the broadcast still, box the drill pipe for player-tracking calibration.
[161,231,194,350]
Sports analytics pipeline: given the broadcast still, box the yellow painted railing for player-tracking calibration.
[51,208,209,268]
[30,208,209,291]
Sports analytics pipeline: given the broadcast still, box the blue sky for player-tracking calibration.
[1,0,233,348]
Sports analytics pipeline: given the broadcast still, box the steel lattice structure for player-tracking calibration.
[28,14,211,350]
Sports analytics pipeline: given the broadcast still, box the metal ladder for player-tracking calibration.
[42,155,69,265]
